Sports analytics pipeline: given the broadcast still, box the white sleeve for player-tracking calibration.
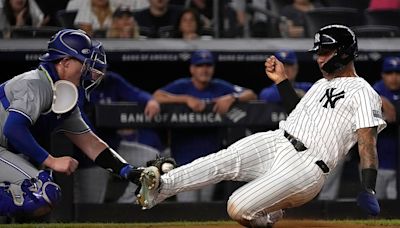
[353,86,386,133]
[28,0,44,27]
[74,2,92,26]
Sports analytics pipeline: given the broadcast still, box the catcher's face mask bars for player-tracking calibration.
[81,51,106,100]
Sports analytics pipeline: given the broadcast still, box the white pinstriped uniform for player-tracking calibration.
[151,76,386,223]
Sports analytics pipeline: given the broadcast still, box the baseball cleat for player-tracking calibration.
[136,166,160,209]
[269,209,284,223]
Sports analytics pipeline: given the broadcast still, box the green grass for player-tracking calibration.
[332,219,400,225]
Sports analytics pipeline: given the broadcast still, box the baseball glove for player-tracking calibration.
[146,156,177,174]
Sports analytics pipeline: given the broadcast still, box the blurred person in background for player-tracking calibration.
[0,0,48,38]
[74,0,114,37]
[107,6,140,39]
[133,0,182,38]
[153,49,257,202]
[67,0,149,11]
[280,0,323,38]
[186,0,242,37]
[173,8,204,40]
[372,56,400,199]
[34,0,69,26]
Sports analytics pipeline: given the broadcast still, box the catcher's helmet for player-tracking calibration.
[309,24,358,73]
[39,29,92,63]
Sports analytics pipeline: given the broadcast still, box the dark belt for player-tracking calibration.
[315,160,330,173]
[284,131,329,173]
[284,131,307,152]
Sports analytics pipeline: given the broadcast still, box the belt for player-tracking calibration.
[315,160,330,173]
[284,131,307,152]
[283,131,329,173]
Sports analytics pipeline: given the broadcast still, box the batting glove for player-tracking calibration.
[357,189,380,216]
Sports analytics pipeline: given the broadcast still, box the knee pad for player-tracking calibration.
[0,170,62,217]
[0,182,19,216]
[36,170,62,206]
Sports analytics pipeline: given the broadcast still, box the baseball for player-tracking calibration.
[161,162,175,173]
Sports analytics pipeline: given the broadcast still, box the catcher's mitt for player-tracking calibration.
[146,156,177,174]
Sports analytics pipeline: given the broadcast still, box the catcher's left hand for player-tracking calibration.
[146,156,177,174]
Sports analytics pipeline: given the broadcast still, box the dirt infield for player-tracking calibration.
[149,220,400,228]
[2,220,400,228]
[274,220,400,228]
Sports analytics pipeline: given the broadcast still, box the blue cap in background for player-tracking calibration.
[382,56,400,72]
[191,50,214,65]
[274,50,297,64]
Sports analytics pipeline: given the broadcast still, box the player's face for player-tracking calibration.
[190,63,214,84]
[382,71,400,91]
[180,11,197,34]
[316,48,336,72]
[59,57,84,86]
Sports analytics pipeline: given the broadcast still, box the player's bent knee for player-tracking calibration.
[227,195,256,227]
[227,197,246,222]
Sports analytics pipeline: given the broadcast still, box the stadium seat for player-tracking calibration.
[304,7,361,37]
[10,26,61,38]
[268,0,292,15]
[352,25,400,38]
[364,9,400,28]
[56,10,78,29]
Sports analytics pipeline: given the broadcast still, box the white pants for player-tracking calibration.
[156,129,326,222]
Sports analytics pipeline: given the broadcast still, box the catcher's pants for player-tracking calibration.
[0,147,41,199]
[156,129,327,221]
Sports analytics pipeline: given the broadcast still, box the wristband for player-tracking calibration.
[94,147,128,175]
[276,79,300,113]
[361,168,377,194]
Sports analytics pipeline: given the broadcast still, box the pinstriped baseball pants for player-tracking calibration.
[157,129,326,222]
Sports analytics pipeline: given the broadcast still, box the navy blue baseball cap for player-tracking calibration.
[382,56,400,72]
[274,50,297,64]
[191,50,214,65]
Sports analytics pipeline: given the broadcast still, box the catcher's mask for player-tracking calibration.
[309,24,358,73]
[82,40,107,100]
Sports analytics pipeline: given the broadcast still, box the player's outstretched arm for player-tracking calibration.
[65,131,142,184]
[356,127,380,216]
